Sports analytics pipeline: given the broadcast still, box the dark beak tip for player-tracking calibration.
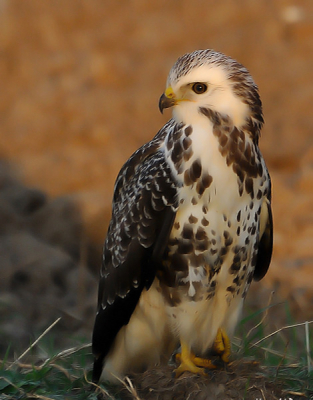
[159,93,174,114]
[159,93,166,114]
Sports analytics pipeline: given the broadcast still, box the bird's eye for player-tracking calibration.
[192,82,208,94]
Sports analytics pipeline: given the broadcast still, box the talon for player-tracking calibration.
[174,342,205,377]
[174,330,231,378]
[174,362,206,378]
[193,355,217,369]
[213,328,231,363]
[174,341,216,378]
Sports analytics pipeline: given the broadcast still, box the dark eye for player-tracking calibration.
[192,82,208,94]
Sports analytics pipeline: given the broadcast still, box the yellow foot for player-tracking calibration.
[174,329,231,378]
[213,328,231,363]
[174,341,216,378]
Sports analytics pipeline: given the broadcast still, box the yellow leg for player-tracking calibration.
[213,328,231,363]
[174,329,231,378]
[174,341,216,378]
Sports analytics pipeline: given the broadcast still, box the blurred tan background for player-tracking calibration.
[0,0,312,351]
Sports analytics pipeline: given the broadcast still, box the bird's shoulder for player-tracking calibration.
[113,119,178,201]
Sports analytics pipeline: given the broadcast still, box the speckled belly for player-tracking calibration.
[159,186,262,308]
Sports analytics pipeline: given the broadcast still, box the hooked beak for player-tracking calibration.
[159,86,176,114]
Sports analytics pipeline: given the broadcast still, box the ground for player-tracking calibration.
[119,362,294,400]
[0,1,312,399]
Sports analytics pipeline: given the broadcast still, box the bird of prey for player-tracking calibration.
[92,49,273,383]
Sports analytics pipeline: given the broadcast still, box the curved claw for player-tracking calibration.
[174,342,217,378]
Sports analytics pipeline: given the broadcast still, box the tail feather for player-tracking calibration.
[92,356,104,383]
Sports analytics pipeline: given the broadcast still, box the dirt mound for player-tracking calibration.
[112,360,300,400]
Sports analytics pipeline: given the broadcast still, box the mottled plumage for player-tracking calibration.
[92,49,273,383]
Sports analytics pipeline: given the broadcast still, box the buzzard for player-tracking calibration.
[92,49,273,383]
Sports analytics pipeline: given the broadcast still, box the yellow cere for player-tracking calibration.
[165,86,175,99]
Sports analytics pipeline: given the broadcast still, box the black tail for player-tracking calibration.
[92,355,104,384]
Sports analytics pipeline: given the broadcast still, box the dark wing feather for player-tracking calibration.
[92,121,179,383]
[253,174,273,282]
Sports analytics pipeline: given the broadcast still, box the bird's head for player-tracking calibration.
[159,49,263,130]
